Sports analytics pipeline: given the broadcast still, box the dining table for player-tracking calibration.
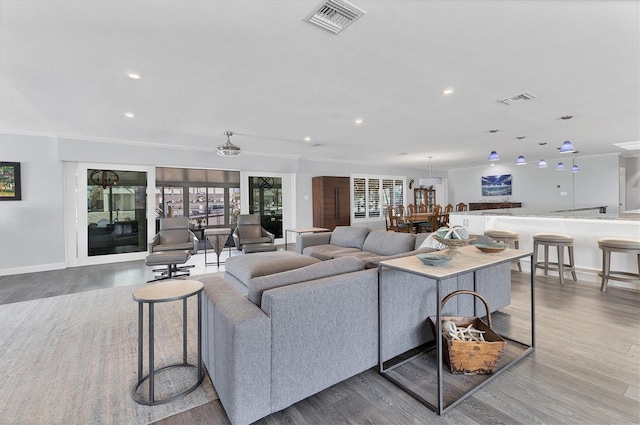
[403,212,434,232]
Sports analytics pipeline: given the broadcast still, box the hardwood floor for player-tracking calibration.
[2,255,639,424]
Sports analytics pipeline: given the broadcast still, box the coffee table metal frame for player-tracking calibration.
[377,246,535,415]
[132,280,204,405]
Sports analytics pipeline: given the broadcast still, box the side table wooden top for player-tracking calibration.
[133,279,204,303]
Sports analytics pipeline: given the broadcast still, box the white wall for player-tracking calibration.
[624,156,640,211]
[0,133,66,273]
[448,153,620,212]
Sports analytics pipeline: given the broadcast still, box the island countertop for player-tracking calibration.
[448,208,640,291]
[452,206,639,221]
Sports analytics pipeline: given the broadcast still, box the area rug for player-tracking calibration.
[0,282,219,425]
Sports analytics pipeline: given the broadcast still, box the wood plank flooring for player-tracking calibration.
[2,253,638,424]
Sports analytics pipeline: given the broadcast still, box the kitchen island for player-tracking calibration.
[449,208,640,290]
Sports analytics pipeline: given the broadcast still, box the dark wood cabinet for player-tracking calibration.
[468,202,522,211]
[313,176,350,230]
[414,188,436,212]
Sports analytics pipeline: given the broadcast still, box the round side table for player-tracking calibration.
[131,279,204,405]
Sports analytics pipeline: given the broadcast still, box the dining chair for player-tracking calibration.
[393,205,411,233]
[418,203,427,213]
[418,204,441,233]
[456,202,468,212]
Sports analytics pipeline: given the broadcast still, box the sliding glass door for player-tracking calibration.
[87,169,148,256]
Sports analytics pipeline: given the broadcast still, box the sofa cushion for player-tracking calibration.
[302,245,362,261]
[329,226,370,249]
[248,257,365,306]
[225,251,320,286]
[362,230,416,256]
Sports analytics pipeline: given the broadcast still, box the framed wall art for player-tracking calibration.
[481,174,512,197]
[0,162,22,201]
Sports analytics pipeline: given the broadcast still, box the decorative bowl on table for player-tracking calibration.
[433,235,476,249]
[474,243,509,253]
[416,253,453,267]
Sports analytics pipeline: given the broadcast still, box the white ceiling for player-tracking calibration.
[1,0,638,170]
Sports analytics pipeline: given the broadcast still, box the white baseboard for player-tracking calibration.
[0,262,67,277]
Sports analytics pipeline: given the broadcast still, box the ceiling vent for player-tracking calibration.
[306,0,366,34]
[499,92,537,105]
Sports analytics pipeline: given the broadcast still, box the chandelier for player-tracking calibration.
[217,131,241,156]
[89,170,119,188]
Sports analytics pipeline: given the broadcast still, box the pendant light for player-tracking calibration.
[571,152,580,172]
[488,151,500,161]
[559,115,576,153]
[217,131,241,156]
[537,142,548,168]
[556,162,565,171]
[515,136,526,165]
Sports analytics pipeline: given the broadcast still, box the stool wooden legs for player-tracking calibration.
[533,242,577,285]
[600,250,640,293]
[600,248,611,292]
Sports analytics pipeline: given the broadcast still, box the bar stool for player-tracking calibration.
[484,229,522,272]
[532,233,577,285]
[597,238,640,292]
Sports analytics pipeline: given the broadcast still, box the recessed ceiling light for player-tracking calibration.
[304,137,311,142]
[124,112,135,118]
[442,88,454,95]
[614,141,640,151]
[127,73,141,80]
[354,118,363,125]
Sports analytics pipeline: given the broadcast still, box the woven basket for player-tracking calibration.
[428,290,506,374]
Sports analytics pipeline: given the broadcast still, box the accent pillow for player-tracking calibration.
[418,233,448,250]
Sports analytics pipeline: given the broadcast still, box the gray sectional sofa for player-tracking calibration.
[197,226,511,425]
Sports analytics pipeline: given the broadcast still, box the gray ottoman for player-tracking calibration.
[145,250,192,282]
[243,243,278,254]
[224,251,320,295]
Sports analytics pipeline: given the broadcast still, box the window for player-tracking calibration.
[352,175,404,221]
[155,167,240,229]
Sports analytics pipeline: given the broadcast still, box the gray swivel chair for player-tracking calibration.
[148,217,199,275]
[232,214,275,250]
[149,217,199,254]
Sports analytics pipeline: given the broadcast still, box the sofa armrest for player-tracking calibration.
[148,233,160,253]
[199,276,272,425]
[295,232,332,254]
[188,229,199,254]
[232,227,241,250]
[261,228,275,243]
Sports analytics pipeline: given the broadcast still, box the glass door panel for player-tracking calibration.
[87,169,147,256]
[249,176,282,238]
